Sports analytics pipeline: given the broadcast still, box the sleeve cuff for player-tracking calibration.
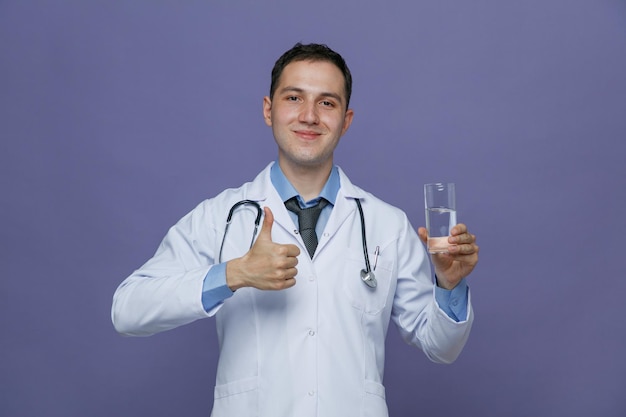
[434,278,469,322]
[201,263,234,312]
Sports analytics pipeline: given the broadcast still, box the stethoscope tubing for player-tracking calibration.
[218,200,263,263]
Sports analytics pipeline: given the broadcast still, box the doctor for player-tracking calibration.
[112,43,479,417]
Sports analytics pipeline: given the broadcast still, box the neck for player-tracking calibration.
[278,159,333,202]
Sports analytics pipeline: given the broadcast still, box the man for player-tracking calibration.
[112,43,479,417]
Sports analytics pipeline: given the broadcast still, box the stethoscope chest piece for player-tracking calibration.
[360,269,377,288]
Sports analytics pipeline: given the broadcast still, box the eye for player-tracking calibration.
[320,100,335,107]
[286,96,299,102]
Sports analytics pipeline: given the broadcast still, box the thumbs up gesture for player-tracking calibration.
[226,207,301,291]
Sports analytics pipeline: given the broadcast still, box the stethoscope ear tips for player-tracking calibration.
[360,269,377,289]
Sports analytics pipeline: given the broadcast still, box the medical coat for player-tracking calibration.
[112,163,474,417]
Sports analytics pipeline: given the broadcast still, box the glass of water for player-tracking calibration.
[424,183,456,254]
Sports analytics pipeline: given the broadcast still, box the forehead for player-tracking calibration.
[277,60,347,100]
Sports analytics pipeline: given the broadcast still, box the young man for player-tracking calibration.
[112,43,479,417]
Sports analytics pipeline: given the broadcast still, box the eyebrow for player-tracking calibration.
[278,86,345,104]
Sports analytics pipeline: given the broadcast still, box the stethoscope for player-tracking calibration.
[218,198,378,288]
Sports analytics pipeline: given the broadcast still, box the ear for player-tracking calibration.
[263,96,272,126]
[341,108,354,136]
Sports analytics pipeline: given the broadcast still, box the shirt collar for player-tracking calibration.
[270,162,340,208]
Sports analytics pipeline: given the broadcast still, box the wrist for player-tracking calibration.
[435,274,458,290]
[225,259,245,291]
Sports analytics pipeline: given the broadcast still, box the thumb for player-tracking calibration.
[257,206,274,241]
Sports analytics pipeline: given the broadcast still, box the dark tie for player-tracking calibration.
[285,197,328,258]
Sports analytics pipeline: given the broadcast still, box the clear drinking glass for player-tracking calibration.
[424,183,456,254]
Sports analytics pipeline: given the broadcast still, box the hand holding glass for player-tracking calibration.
[424,183,456,254]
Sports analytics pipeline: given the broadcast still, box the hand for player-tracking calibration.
[226,207,301,291]
[418,224,479,290]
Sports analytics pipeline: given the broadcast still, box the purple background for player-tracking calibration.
[2,1,625,416]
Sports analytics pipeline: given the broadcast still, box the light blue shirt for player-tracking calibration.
[202,163,468,321]
[269,162,339,237]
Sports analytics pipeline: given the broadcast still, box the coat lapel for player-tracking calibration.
[314,168,367,257]
[244,162,299,243]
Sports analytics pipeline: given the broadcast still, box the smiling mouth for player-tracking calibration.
[294,129,323,140]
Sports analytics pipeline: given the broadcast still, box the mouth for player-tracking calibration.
[293,129,323,140]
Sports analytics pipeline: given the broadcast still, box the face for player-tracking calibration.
[263,60,354,173]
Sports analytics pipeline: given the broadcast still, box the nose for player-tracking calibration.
[298,101,319,125]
